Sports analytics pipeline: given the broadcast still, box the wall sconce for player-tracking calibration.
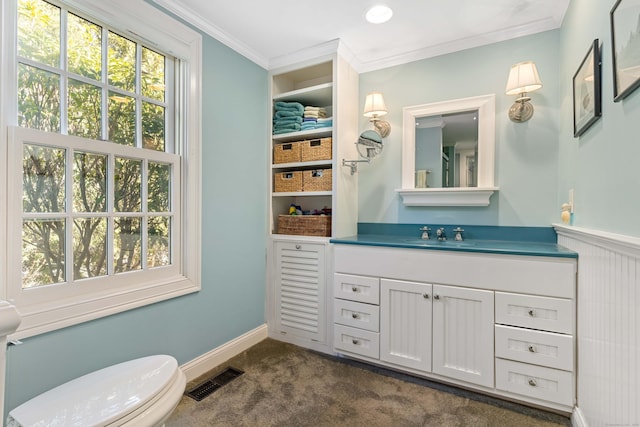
[342,130,383,175]
[363,92,391,137]
[505,61,543,122]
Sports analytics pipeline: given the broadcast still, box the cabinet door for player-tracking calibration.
[274,241,326,343]
[432,284,494,388]
[380,279,432,372]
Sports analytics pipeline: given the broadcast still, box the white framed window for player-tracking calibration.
[1,0,202,339]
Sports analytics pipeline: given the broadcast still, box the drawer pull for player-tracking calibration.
[434,294,440,300]
[528,308,536,317]
[528,378,537,387]
[423,293,430,299]
[351,286,359,293]
[295,244,301,250]
[352,339,360,345]
[528,345,536,353]
[351,313,360,320]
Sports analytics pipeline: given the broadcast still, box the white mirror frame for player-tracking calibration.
[397,94,498,206]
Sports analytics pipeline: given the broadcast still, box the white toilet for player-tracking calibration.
[6,354,186,427]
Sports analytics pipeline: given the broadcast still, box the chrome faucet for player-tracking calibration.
[436,227,446,241]
[453,227,464,241]
[419,226,431,240]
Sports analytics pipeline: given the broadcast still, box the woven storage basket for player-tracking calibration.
[273,171,302,192]
[273,141,301,164]
[303,168,332,192]
[301,137,332,162]
[277,215,331,237]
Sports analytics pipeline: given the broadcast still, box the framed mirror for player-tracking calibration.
[397,94,498,206]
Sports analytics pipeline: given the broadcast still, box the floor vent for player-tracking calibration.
[185,367,244,401]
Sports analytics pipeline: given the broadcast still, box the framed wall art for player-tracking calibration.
[611,0,640,101]
[573,39,602,137]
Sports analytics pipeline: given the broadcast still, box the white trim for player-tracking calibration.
[396,187,498,207]
[571,407,588,427]
[554,223,640,259]
[180,324,268,382]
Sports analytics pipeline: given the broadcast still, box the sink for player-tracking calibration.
[402,239,475,247]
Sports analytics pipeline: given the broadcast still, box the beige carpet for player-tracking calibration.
[167,338,570,427]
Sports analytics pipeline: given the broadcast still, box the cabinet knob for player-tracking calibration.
[528,308,535,317]
[352,339,360,345]
[352,313,360,319]
[351,286,358,293]
[528,378,537,387]
[434,294,440,300]
[423,293,430,299]
[295,244,301,250]
[528,345,536,353]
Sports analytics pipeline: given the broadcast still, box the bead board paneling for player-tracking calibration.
[555,225,639,427]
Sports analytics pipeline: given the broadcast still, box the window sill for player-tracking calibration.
[396,187,499,207]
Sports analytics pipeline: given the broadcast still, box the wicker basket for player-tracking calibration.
[273,171,302,192]
[273,142,301,164]
[303,168,332,192]
[301,137,332,162]
[277,214,331,237]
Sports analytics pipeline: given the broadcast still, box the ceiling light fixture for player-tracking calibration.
[365,5,393,24]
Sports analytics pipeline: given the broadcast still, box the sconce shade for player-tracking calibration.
[363,92,388,117]
[505,61,543,95]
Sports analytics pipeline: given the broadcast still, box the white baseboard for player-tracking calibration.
[180,324,268,382]
[571,407,587,427]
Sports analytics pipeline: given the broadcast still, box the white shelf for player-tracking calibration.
[272,160,332,170]
[396,187,499,206]
[272,128,332,143]
[273,191,332,197]
[273,82,333,106]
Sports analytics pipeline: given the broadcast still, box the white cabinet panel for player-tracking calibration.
[495,325,573,371]
[380,279,432,372]
[495,292,573,334]
[275,241,326,342]
[496,359,574,407]
[334,299,379,332]
[433,285,494,388]
[334,273,380,304]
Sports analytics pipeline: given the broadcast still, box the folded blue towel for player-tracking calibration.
[274,117,303,126]
[303,117,317,122]
[275,110,302,119]
[301,123,317,130]
[273,122,301,132]
[275,101,304,113]
[315,122,332,128]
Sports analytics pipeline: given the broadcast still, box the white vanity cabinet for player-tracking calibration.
[332,243,577,413]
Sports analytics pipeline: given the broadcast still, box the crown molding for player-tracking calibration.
[150,0,269,69]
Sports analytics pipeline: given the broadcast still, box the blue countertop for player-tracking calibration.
[330,224,577,259]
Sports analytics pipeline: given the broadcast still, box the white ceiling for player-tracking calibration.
[152,0,570,72]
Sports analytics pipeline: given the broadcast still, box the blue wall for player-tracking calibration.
[358,31,562,227]
[4,32,269,412]
[558,0,640,237]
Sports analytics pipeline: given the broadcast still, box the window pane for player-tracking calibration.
[108,32,135,92]
[17,0,60,67]
[142,47,165,101]
[108,91,135,145]
[68,79,102,140]
[142,102,165,151]
[115,157,141,212]
[73,218,107,279]
[73,152,107,212]
[22,219,65,288]
[18,63,60,132]
[148,162,170,212]
[148,216,170,268]
[114,217,141,273]
[23,144,65,213]
[67,13,101,80]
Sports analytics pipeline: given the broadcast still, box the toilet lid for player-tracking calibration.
[8,355,179,427]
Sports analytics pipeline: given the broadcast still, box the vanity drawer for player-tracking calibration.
[334,273,380,305]
[495,325,573,371]
[334,299,380,332]
[495,292,573,334]
[496,358,573,407]
[334,324,379,359]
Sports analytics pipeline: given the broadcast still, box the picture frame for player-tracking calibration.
[573,39,602,137]
[611,0,640,101]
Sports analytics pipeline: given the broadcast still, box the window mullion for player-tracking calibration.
[107,153,115,276]
[141,159,148,270]
[65,146,73,284]
[60,9,69,135]
[101,27,109,141]
[135,44,142,149]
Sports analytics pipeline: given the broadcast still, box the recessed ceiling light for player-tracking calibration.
[365,5,393,24]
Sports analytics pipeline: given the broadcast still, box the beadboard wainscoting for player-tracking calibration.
[554,225,640,427]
